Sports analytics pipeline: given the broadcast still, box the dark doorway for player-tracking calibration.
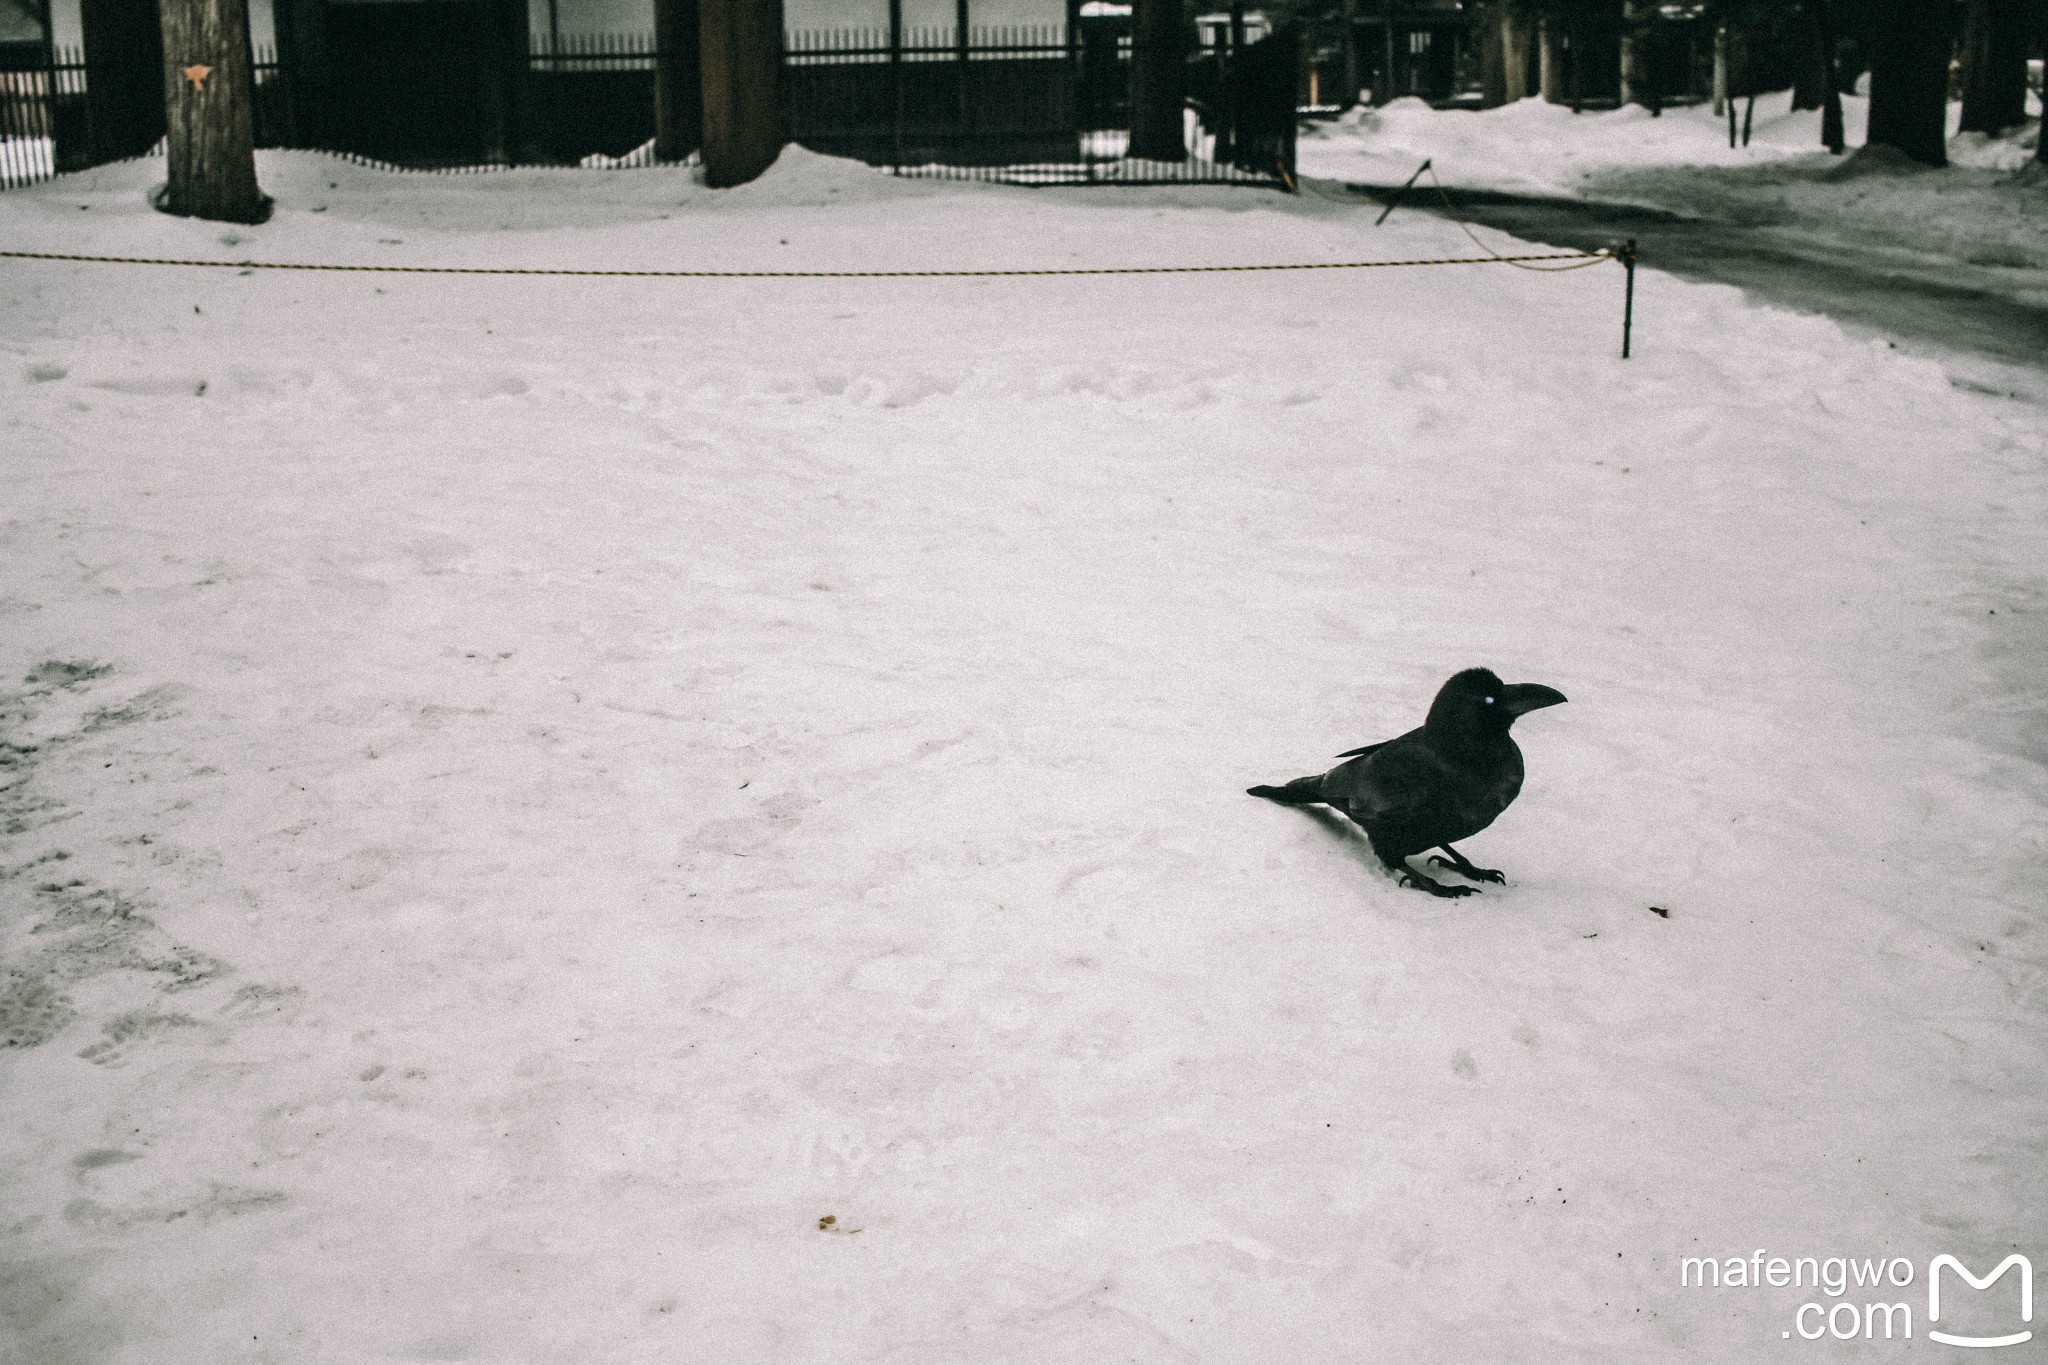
[80,0,164,162]
[323,0,490,164]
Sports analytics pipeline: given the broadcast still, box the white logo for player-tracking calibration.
[1929,1254,2033,1349]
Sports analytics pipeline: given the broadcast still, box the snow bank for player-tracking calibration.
[1299,88,2043,195]
[1298,90,1873,193]
[1300,91,2048,291]
[1,149,2043,1365]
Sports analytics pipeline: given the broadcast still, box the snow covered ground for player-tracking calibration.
[2,147,2045,1363]
[1299,92,2048,306]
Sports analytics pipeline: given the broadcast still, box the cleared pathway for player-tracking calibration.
[1341,180,2048,401]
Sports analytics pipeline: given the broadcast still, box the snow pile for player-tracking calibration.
[1300,91,2048,290]
[1299,91,1882,193]
[1298,88,2043,196]
[2,149,2044,1364]
[1950,121,2041,173]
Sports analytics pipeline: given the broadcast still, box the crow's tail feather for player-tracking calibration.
[1247,774,1326,805]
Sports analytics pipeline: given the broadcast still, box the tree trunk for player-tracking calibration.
[155,0,265,222]
[1865,0,1951,165]
[700,0,784,187]
[1958,0,2029,134]
[1538,18,1562,103]
[654,0,702,160]
[1501,7,1532,101]
[1812,0,1845,152]
[1129,0,1183,158]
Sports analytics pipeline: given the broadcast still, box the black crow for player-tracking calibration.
[1248,668,1567,897]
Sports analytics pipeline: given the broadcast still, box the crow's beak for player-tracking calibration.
[1500,683,1567,717]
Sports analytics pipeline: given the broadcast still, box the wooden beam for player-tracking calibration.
[700,0,784,187]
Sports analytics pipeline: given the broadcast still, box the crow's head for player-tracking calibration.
[1427,668,1567,743]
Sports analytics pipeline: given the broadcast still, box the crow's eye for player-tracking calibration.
[1483,696,1496,704]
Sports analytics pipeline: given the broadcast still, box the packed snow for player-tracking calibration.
[2,145,2044,1363]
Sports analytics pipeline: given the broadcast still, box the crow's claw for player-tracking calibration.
[1429,856,1505,884]
[1401,871,1478,898]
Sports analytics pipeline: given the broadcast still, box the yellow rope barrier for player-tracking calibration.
[0,245,1610,279]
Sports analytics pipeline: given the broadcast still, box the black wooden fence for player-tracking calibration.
[786,24,1294,184]
[1,45,138,189]
[1,23,1297,191]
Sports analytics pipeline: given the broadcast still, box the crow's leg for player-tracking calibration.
[1429,844,1505,884]
[1247,774,1327,805]
[1376,845,1478,898]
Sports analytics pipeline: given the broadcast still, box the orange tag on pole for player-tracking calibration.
[182,63,212,89]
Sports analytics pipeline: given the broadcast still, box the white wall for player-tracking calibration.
[537,0,649,35]
[44,0,276,51]
[47,0,79,49]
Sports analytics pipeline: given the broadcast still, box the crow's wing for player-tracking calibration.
[1321,730,1442,822]
[1334,740,1387,759]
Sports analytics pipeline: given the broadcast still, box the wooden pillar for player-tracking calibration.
[1339,0,1357,104]
[155,0,267,221]
[654,0,702,159]
[1617,0,1640,106]
[1567,24,1581,112]
[1128,0,1183,159]
[886,0,901,168]
[1710,19,1725,113]
[1379,6,1394,102]
[1537,16,1560,102]
[1478,1,1504,106]
[1500,6,1530,100]
[954,0,968,125]
[1813,0,1844,151]
[700,0,784,187]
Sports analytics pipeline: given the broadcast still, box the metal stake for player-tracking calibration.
[1620,237,1637,359]
[1374,157,1431,226]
